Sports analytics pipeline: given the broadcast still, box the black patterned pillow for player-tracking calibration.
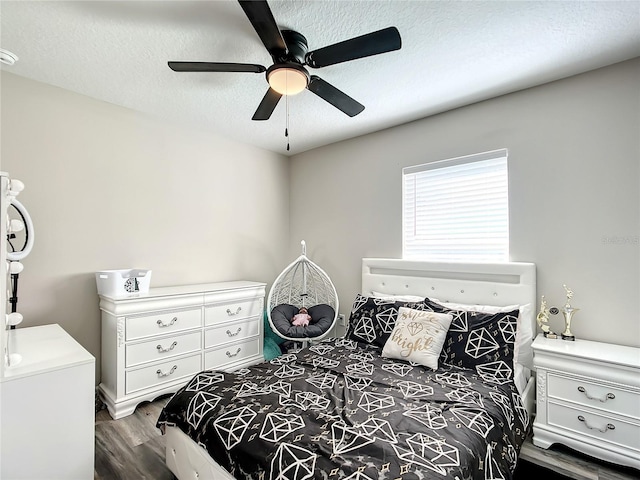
[423,298,519,384]
[346,294,427,349]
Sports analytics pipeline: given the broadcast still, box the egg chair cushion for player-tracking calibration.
[271,303,336,339]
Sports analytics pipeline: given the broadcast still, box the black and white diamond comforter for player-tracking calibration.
[157,338,529,480]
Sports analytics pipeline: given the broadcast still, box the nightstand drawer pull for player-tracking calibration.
[226,348,241,358]
[226,327,242,337]
[578,415,615,433]
[578,386,615,402]
[226,307,242,316]
[156,365,178,377]
[157,341,178,353]
[157,317,178,328]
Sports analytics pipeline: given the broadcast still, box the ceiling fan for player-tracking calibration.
[168,0,402,121]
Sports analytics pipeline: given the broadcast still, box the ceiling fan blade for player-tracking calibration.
[306,26,401,68]
[238,0,287,59]
[252,88,282,120]
[168,61,266,73]
[307,76,364,117]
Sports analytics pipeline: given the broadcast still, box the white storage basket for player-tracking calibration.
[95,269,152,297]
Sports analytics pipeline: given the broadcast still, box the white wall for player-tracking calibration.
[1,57,638,381]
[290,58,640,347]
[0,72,291,380]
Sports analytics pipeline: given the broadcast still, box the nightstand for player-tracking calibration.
[0,324,95,479]
[532,334,640,469]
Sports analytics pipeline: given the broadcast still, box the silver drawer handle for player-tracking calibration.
[226,327,242,337]
[157,341,178,353]
[157,317,178,328]
[578,386,615,402]
[226,307,242,316]
[226,348,241,358]
[578,415,615,433]
[156,365,178,377]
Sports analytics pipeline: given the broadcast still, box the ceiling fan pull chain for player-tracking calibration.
[285,95,290,151]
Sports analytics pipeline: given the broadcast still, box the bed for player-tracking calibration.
[157,258,537,480]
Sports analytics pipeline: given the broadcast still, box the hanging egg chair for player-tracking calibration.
[267,241,339,342]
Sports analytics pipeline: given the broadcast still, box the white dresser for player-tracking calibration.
[99,281,266,419]
[0,324,95,480]
[532,334,640,469]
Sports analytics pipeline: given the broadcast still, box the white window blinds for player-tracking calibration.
[403,149,509,262]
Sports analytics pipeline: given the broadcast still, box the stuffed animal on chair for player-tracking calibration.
[291,307,312,326]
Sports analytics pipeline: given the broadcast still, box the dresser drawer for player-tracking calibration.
[205,317,260,349]
[125,331,202,368]
[548,373,640,420]
[205,298,263,326]
[204,338,261,369]
[125,353,202,395]
[126,308,202,341]
[548,401,640,452]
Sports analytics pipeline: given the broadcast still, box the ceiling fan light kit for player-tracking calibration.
[168,0,401,121]
[267,64,308,96]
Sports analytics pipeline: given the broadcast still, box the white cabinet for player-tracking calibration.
[532,334,640,469]
[0,324,95,480]
[99,281,266,419]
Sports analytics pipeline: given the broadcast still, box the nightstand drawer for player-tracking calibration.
[204,317,260,348]
[548,373,640,419]
[125,353,202,394]
[548,402,640,452]
[126,308,202,341]
[205,299,263,325]
[533,335,640,469]
[125,330,202,367]
[204,338,261,369]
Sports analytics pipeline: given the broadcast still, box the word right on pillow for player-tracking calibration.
[424,298,519,385]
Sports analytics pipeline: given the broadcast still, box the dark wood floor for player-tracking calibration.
[94,397,174,480]
[517,439,639,480]
[94,398,638,480]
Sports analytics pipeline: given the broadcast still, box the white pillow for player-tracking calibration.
[382,307,453,370]
[429,298,534,370]
[371,291,425,303]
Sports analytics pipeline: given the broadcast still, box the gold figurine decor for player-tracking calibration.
[536,295,557,339]
[536,285,579,341]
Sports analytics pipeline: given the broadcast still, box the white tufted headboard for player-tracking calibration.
[361,258,537,348]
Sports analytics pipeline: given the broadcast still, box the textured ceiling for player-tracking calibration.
[1,1,639,156]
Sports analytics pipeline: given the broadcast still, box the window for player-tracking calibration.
[403,149,509,262]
